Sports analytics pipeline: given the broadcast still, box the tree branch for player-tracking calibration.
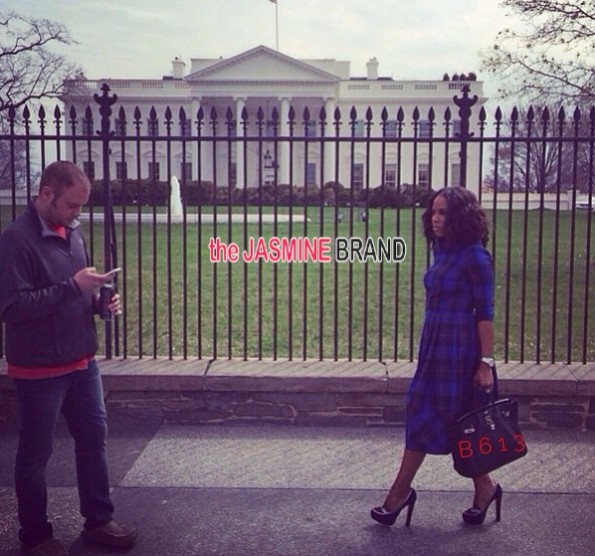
[0,10,79,112]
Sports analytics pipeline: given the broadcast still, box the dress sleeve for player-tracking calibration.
[465,245,494,321]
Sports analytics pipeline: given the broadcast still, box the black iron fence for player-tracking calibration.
[1,84,594,364]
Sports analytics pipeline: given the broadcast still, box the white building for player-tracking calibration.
[61,45,486,194]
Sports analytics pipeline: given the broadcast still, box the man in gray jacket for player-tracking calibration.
[0,161,136,556]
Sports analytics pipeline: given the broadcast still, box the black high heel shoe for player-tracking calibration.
[370,488,417,526]
[462,484,502,525]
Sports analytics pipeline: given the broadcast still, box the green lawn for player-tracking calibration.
[80,205,595,363]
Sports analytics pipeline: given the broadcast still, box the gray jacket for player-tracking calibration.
[0,202,98,369]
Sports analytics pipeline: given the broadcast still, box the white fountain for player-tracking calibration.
[170,175,183,221]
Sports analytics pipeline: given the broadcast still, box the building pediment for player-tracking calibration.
[185,45,340,84]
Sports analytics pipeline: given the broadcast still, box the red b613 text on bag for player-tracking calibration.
[456,434,526,459]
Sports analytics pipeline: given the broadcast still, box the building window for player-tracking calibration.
[83,161,95,180]
[115,118,126,136]
[352,163,364,190]
[418,163,430,188]
[353,120,364,138]
[180,119,192,137]
[418,120,433,138]
[147,119,159,136]
[385,163,397,187]
[384,120,398,138]
[304,120,317,137]
[82,118,94,136]
[180,162,192,181]
[148,162,160,181]
[451,163,461,187]
[116,162,128,180]
[230,162,237,187]
[452,119,462,137]
[266,120,277,138]
[306,163,317,186]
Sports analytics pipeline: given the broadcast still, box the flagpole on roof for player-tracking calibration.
[269,0,279,51]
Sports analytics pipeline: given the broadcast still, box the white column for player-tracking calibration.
[323,97,336,186]
[279,97,291,185]
[234,96,246,188]
[190,97,205,182]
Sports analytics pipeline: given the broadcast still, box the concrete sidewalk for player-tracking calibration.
[1,411,594,556]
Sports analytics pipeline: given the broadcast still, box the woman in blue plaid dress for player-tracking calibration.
[371,187,501,528]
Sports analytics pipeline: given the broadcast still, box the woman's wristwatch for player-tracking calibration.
[480,356,496,368]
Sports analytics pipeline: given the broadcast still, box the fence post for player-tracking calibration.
[453,84,477,188]
[93,83,118,358]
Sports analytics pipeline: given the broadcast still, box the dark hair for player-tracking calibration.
[422,186,489,247]
[39,161,90,198]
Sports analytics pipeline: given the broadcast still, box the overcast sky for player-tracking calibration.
[2,0,515,104]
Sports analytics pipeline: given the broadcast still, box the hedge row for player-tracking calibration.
[89,180,433,209]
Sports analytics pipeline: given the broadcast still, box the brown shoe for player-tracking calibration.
[21,538,68,556]
[82,520,137,547]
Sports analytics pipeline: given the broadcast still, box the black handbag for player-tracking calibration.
[449,398,528,478]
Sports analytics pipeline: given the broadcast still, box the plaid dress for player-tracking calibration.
[406,241,495,454]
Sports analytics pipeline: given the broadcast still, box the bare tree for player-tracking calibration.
[482,0,595,104]
[0,11,79,189]
[487,103,595,192]
[0,11,80,112]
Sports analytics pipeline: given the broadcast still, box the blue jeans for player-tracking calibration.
[13,360,114,547]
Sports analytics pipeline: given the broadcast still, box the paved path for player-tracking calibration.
[1,412,594,555]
